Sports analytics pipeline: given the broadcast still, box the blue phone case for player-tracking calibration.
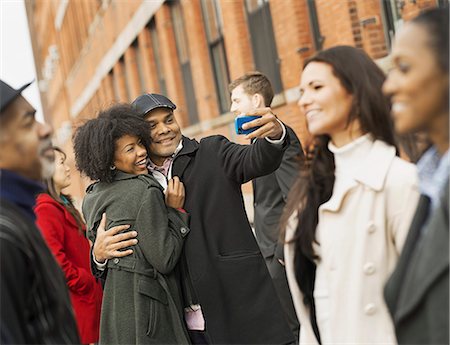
[235,116,262,135]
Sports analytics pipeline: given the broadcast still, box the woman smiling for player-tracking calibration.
[282,46,420,344]
[35,147,103,344]
[73,104,190,345]
[383,7,449,344]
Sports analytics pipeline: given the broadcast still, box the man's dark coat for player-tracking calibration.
[252,126,303,337]
[173,135,294,344]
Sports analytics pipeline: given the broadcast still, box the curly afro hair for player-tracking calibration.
[73,103,151,182]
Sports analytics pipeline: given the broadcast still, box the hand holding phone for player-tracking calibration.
[235,115,262,135]
[241,108,283,140]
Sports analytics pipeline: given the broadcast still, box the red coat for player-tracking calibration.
[35,193,103,344]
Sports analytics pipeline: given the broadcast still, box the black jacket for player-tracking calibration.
[252,125,303,260]
[173,135,294,344]
[0,171,80,345]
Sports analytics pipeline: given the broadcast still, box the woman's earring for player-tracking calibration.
[110,165,116,170]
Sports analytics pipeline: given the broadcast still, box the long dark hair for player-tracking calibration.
[281,46,396,314]
[44,147,85,234]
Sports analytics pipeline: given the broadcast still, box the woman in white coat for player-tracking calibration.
[282,46,419,344]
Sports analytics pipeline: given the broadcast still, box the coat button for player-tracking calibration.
[113,258,120,264]
[364,303,376,315]
[367,221,376,234]
[180,227,188,234]
[363,262,376,275]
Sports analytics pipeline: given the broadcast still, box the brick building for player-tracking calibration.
[26,0,443,204]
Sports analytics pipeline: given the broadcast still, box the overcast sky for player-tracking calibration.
[1,0,44,122]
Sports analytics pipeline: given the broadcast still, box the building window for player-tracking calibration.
[148,19,167,95]
[132,39,146,94]
[244,0,283,94]
[381,0,403,50]
[170,0,199,125]
[113,57,130,102]
[201,0,230,114]
[306,0,324,51]
[121,56,132,101]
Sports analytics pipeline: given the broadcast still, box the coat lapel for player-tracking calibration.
[320,177,357,212]
[394,188,449,323]
[321,140,396,213]
[172,136,199,178]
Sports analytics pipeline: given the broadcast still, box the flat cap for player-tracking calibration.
[0,80,32,113]
[131,93,176,116]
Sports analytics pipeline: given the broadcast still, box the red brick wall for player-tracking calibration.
[137,29,160,94]
[181,0,221,121]
[26,0,442,200]
[220,0,254,80]
[355,0,388,58]
[270,0,313,90]
[155,4,190,128]
[316,0,355,48]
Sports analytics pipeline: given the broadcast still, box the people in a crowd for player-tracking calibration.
[73,104,190,344]
[91,94,295,344]
[229,71,302,338]
[383,7,449,344]
[35,146,103,345]
[0,79,80,343]
[282,46,420,344]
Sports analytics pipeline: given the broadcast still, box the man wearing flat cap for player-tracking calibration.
[0,80,80,343]
[92,93,295,344]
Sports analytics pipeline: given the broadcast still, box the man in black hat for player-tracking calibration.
[0,80,80,344]
[91,93,295,345]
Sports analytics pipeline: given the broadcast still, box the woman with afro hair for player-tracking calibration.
[73,104,191,345]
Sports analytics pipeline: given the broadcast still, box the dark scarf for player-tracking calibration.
[0,169,44,221]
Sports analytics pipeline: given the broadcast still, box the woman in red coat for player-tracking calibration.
[35,147,103,344]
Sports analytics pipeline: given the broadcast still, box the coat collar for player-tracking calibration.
[321,140,396,212]
[112,170,141,181]
[177,136,199,156]
[172,136,199,178]
[85,171,162,193]
[36,193,84,230]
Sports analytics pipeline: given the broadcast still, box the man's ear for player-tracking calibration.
[252,93,265,108]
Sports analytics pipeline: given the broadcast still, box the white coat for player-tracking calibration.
[285,136,420,345]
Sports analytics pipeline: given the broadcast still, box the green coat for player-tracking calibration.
[385,180,449,344]
[83,171,190,345]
